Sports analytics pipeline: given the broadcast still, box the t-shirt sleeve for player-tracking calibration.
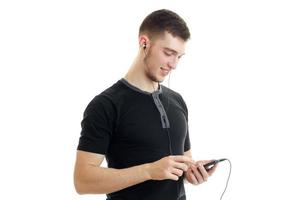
[77,95,115,154]
[178,94,191,152]
[184,129,191,152]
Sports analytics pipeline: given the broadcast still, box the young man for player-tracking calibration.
[74,9,217,200]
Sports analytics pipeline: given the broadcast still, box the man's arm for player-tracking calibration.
[74,150,194,194]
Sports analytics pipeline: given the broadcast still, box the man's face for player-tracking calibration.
[143,32,186,83]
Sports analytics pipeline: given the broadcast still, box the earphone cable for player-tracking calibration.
[220,159,232,200]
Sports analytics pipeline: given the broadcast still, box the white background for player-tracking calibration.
[0,0,299,199]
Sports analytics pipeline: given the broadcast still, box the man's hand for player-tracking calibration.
[184,160,218,185]
[145,155,195,181]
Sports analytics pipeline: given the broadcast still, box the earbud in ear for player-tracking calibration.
[143,43,147,49]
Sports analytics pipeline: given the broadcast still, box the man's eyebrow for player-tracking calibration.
[163,47,185,56]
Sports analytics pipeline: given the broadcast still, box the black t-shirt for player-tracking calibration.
[78,79,191,200]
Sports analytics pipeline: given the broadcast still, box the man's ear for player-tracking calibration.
[139,35,150,49]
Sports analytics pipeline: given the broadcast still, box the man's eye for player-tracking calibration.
[164,52,172,56]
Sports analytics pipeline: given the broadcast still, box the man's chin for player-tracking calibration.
[156,77,165,83]
[147,73,166,83]
[156,75,167,83]
[148,76,163,83]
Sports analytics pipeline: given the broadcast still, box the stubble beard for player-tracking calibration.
[143,51,163,83]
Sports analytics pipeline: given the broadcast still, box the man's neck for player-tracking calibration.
[124,59,159,93]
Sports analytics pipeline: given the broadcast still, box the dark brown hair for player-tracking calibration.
[139,9,190,41]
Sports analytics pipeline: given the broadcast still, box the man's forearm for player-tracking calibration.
[74,163,151,194]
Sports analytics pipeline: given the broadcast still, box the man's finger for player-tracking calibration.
[191,165,205,183]
[189,173,198,185]
[170,155,195,165]
[173,162,188,171]
[171,168,184,177]
[197,164,209,181]
[168,173,180,181]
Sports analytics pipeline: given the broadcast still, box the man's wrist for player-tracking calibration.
[141,163,152,181]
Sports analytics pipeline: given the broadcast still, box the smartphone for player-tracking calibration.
[203,158,226,171]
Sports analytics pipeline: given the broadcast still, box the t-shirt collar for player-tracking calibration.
[120,78,162,95]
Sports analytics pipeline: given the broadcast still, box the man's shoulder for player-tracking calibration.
[162,85,188,111]
[86,80,125,108]
[94,79,126,100]
[162,85,184,100]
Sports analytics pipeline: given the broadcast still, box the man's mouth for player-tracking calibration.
[160,67,170,75]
